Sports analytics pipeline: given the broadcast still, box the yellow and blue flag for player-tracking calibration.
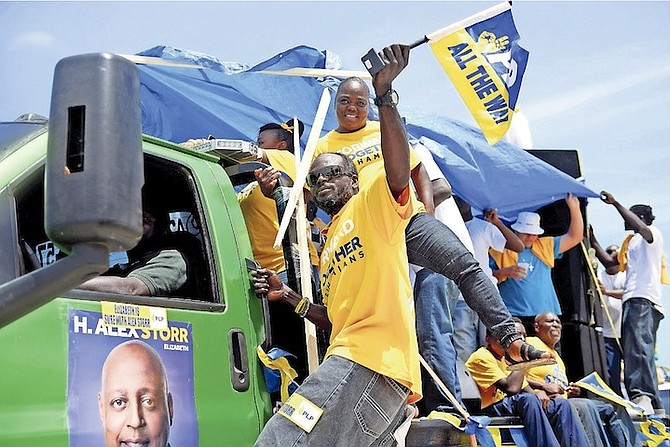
[427,1,529,145]
[575,371,646,412]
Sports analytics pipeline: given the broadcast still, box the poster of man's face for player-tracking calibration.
[98,340,173,447]
[67,309,198,446]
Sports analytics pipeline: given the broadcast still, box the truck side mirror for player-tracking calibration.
[0,53,143,328]
[46,52,143,252]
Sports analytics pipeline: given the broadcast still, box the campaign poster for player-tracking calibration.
[67,307,198,446]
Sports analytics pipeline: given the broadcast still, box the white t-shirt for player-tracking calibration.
[598,269,625,338]
[465,217,507,286]
[623,226,664,314]
[412,143,473,253]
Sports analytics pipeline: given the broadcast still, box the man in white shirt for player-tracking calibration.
[590,191,665,416]
[597,244,626,397]
[453,195,523,363]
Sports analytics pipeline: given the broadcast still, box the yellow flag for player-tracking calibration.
[427,2,528,145]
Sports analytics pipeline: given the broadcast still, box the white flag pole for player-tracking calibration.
[291,118,320,374]
[273,89,331,250]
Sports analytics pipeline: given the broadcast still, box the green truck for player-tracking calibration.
[0,53,615,446]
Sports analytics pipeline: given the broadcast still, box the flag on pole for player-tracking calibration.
[427,1,529,145]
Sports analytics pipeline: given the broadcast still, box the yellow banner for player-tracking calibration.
[430,29,513,145]
[100,301,168,330]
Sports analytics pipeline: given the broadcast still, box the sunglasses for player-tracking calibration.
[306,165,348,187]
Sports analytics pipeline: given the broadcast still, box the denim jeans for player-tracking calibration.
[622,298,664,408]
[484,393,588,447]
[568,398,608,447]
[604,337,623,397]
[452,300,487,364]
[255,355,409,447]
[405,212,519,348]
[413,268,462,414]
[570,398,641,447]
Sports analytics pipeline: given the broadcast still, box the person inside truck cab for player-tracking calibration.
[78,208,187,296]
[98,340,173,447]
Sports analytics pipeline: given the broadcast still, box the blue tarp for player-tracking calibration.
[138,45,598,219]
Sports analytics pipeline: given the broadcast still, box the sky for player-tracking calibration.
[1,1,669,366]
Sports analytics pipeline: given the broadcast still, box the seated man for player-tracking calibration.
[78,208,187,296]
[526,312,641,447]
[466,320,588,447]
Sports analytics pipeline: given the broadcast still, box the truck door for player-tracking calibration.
[0,141,268,447]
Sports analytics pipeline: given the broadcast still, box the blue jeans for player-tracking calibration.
[570,398,641,447]
[483,393,588,447]
[604,337,623,397]
[568,398,608,447]
[414,268,462,413]
[452,300,486,364]
[255,355,409,447]
[622,298,664,408]
[405,212,519,348]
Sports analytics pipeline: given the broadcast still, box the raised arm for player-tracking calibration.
[484,208,524,253]
[558,193,584,254]
[373,44,411,199]
[600,190,654,243]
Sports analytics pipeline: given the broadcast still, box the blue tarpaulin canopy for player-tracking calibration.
[137,45,598,219]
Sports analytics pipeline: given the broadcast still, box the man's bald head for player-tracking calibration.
[98,340,173,447]
[534,312,562,348]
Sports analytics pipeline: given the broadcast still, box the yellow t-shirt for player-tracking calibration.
[525,336,569,398]
[314,121,423,193]
[237,150,297,272]
[465,347,529,408]
[320,169,421,403]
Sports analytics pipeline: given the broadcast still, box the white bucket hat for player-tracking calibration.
[512,211,544,235]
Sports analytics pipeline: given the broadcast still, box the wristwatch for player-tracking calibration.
[374,89,399,107]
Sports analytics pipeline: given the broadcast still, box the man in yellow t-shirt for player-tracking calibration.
[237,120,304,274]
[466,321,587,447]
[251,44,419,447]
[526,312,641,447]
[239,120,329,374]
[313,76,550,371]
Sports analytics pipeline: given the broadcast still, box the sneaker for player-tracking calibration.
[632,395,654,415]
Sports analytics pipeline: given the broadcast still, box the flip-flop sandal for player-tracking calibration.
[505,342,557,371]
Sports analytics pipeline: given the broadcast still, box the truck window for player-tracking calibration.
[141,154,216,303]
[13,154,217,304]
